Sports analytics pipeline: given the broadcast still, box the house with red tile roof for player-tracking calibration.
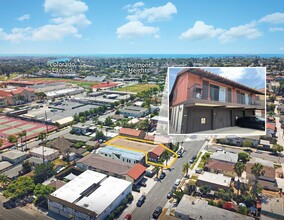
[148,145,165,162]
[119,128,145,139]
[76,153,146,184]
[92,82,119,91]
[0,88,36,106]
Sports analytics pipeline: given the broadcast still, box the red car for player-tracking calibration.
[124,214,132,220]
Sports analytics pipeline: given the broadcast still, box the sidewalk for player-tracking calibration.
[118,177,157,220]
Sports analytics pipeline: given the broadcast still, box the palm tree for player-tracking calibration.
[251,163,265,197]
[272,144,284,163]
[234,162,246,195]
[38,132,47,163]
[161,150,171,166]
[182,162,190,177]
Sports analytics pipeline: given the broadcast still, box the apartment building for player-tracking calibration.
[170,68,265,133]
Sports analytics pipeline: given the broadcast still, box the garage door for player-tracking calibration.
[186,107,212,133]
[214,108,231,129]
[232,109,244,126]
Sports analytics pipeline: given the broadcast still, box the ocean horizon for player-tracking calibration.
[0,54,284,58]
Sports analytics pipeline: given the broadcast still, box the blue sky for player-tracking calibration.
[0,0,284,54]
[169,67,266,92]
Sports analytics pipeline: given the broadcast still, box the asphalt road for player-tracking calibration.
[208,144,284,163]
[131,140,205,220]
[0,196,51,220]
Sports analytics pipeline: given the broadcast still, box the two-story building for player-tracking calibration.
[170,68,265,133]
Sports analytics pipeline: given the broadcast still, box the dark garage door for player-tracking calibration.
[232,109,244,126]
[186,107,212,133]
[213,108,231,129]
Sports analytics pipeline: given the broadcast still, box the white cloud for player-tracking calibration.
[179,21,224,40]
[124,2,144,13]
[44,0,88,17]
[116,21,159,39]
[32,24,80,41]
[126,2,177,23]
[269,27,284,32]
[0,0,90,42]
[218,67,247,81]
[259,12,284,24]
[219,22,262,43]
[17,14,30,21]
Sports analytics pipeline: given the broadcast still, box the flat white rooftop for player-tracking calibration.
[51,170,106,203]
[50,170,132,215]
[197,172,231,187]
[30,146,59,156]
[76,176,132,214]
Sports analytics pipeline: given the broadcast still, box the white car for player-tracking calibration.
[174,179,181,186]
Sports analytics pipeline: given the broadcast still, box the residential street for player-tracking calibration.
[0,195,51,220]
[131,140,206,220]
[208,144,284,163]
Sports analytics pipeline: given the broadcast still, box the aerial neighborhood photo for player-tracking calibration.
[0,0,284,220]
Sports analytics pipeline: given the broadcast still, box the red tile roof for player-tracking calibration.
[92,82,118,89]
[0,90,13,97]
[144,134,170,143]
[119,128,143,137]
[127,163,146,180]
[150,145,165,157]
[12,88,34,94]
[205,160,236,173]
[266,123,276,131]
[223,202,238,211]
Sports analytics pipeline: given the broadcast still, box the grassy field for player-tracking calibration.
[197,152,212,169]
[26,78,99,88]
[115,84,158,93]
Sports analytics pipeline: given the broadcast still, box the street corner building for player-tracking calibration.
[169,68,265,134]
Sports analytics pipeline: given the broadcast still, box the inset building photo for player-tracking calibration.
[169,67,266,134]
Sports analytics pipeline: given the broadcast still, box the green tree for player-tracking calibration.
[199,185,211,196]
[272,144,284,163]
[95,130,105,141]
[7,134,17,143]
[33,163,55,184]
[22,160,32,174]
[38,132,47,142]
[79,116,86,123]
[0,175,10,188]
[238,152,250,163]
[137,119,149,130]
[104,117,113,126]
[161,150,171,166]
[35,92,47,100]
[251,163,265,197]
[3,176,35,199]
[242,140,252,148]
[182,162,190,177]
[234,162,246,195]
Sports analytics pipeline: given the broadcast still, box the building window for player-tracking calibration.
[210,84,219,101]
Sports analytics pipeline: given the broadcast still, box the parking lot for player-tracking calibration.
[27,100,99,123]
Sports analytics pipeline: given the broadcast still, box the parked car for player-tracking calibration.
[244,148,253,153]
[124,214,132,220]
[195,168,203,174]
[174,179,181,186]
[152,206,163,219]
[167,191,173,199]
[138,181,147,187]
[236,116,265,130]
[159,172,166,179]
[136,195,146,207]
[255,150,262,154]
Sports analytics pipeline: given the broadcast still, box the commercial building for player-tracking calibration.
[97,146,145,165]
[1,150,27,165]
[196,172,231,191]
[175,195,254,220]
[170,68,265,133]
[0,161,12,173]
[261,198,284,220]
[76,154,146,184]
[120,106,149,118]
[0,88,36,106]
[29,146,59,162]
[48,170,132,220]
